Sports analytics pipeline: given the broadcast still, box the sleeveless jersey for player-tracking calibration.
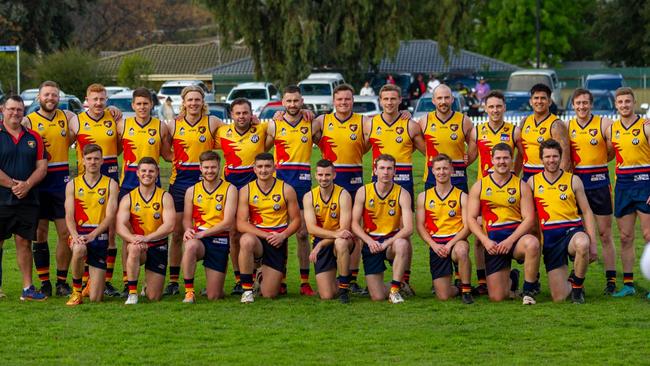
[215,122,267,188]
[521,113,558,175]
[423,111,467,182]
[311,184,343,233]
[129,187,166,246]
[191,179,231,233]
[247,178,288,232]
[568,115,609,189]
[121,117,163,190]
[479,174,522,232]
[76,110,118,177]
[319,113,364,176]
[475,121,516,179]
[27,109,69,191]
[274,117,312,188]
[170,116,214,188]
[362,182,402,237]
[531,171,582,235]
[611,116,650,188]
[423,186,464,243]
[73,175,111,231]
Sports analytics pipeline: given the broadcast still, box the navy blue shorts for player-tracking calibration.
[101,162,119,182]
[334,171,363,201]
[429,247,454,280]
[0,204,39,241]
[38,189,66,220]
[584,186,613,216]
[145,242,168,275]
[485,228,523,276]
[85,232,109,270]
[259,238,288,273]
[542,226,582,272]
[361,235,396,275]
[614,184,650,218]
[118,186,134,203]
[293,185,311,210]
[201,235,230,273]
[225,170,256,190]
[313,237,337,274]
[169,183,190,213]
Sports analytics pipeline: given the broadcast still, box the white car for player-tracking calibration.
[20,89,39,108]
[106,90,162,120]
[298,77,345,115]
[351,95,381,116]
[507,69,564,111]
[105,86,131,97]
[158,80,214,114]
[225,82,280,116]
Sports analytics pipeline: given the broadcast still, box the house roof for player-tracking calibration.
[99,41,250,75]
[377,40,519,74]
[200,57,255,75]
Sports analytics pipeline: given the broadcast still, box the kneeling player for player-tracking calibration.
[64,144,119,305]
[237,153,301,302]
[303,159,355,303]
[530,139,596,303]
[351,154,413,303]
[181,151,237,303]
[416,154,473,304]
[467,143,541,304]
[116,158,175,304]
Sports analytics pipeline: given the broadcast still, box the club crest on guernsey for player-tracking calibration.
[559,184,567,192]
[149,129,156,136]
[272,194,281,202]
[300,127,308,134]
[350,124,358,132]
[153,203,161,211]
[507,188,516,195]
[589,129,598,137]
[198,126,206,134]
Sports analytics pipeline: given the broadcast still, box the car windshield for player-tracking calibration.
[567,94,614,111]
[300,83,331,96]
[230,89,267,100]
[508,75,551,91]
[505,95,532,112]
[259,106,284,119]
[416,98,435,112]
[106,98,134,112]
[21,90,39,100]
[208,107,226,119]
[159,86,185,95]
[353,102,378,113]
[585,79,622,91]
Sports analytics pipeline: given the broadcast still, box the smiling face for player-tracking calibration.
[541,147,561,174]
[315,165,335,189]
[432,159,452,185]
[491,149,513,175]
[86,91,107,116]
[572,93,592,120]
[485,95,505,124]
[333,90,353,115]
[137,163,159,187]
[379,90,401,115]
[615,93,635,118]
[529,91,550,115]
[199,158,220,182]
[38,86,60,113]
[433,85,453,114]
[132,96,152,120]
[231,103,252,130]
[183,91,204,117]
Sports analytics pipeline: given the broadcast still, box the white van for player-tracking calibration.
[507,69,564,110]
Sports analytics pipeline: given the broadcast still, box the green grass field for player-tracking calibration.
[0,147,649,365]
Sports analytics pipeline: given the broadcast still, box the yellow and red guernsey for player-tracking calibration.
[475,121,516,180]
[479,174,522,232]
[568,115,609,190]
[362,182,402,238]
[423,186,464,243]
[247,178,288,232]
[27,109,70,192]
[170,115,214,188]
[76,110,118,177]
[121,117,163,190]
[422,111,466,182]
[73,175,111,231]
[273,117,312,188]
[128,187,166,246]
[521,113,558,175]
[611,116,650,188]
[215,122,267,188]
[191,180,231,235]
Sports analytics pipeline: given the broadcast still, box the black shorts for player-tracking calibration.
[201,236,230,273]
[85,232,109,270]
[614,184,650,218]
[484,229,523,276]
[585,186,613,216]
[429,247,454,280]
[169,183,189,213]
[361,235,396,275]
[542,227,582,272]
[0,204,39,241]
[259,238,288,273]
[145,242,169,275]
[38,189,66,220]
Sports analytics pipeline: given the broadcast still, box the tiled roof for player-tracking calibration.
[99,42,250,75]
[377,40,519,74]
[200,57,255,75]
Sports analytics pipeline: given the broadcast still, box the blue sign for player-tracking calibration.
[0,46,18,52]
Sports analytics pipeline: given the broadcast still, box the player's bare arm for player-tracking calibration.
[264,119,276,151]
[160,121,173,162]
[573,175,598,261]
[416,192,447,257]
[351,187,379,252]
[551,119,571,171]
[383,188,414,248]
[463,115,476,164]
[409,119,426,155]
[142,192,175,242]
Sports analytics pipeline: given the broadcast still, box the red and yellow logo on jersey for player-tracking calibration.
[215,122,267,174]
[191,180,231,232]
[319,113,364,168]
[76,110,118,175]
[362,182,402,237]
[247,179,288,232]
[479,174,522,232]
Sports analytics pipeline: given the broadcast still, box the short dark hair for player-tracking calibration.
[199,150,220,163]
[530,83,552,98]
[374,153,396,166]
[82,143,103,156]
[137,156,158,168]
[255,152,274,163]
[379,84,401,97]
[431,153,452,166]
[5,95,24,105]
[491,143,513,157]
[316,159,334,168]
[571,88,593,104]
[231,97,252,111]
[283,85,301,96]
[485,90,505,103]
[132,87,152,102]
[39,80,59,90]
[539,138,562,160]
[333,84,355,96]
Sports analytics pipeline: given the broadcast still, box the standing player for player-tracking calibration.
[420,84,474,192]
[236,153,301,302]
[64,144,119,305]
[529,139,596,303]
[568,88,617,294]
[69,83,122,296]
[117,158,175,304]
[166,85,225,295]
[467,143,541,304]
[215,98,267,294]
[416,154,473,304]
[0,95,47,301]
[22,81,76,297]
[518,84,570,182]
[351,154,413,303]
[303,159,355,303]
[606,87,650,298]
[264,86,319,296]
[181,151,237,303]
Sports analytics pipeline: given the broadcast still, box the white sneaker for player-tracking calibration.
[124,294,138,305]
[140,286,146,297]
[389,290,404,304]
[522,293,536,305]
[240,290,254,303]
[0,288,6,298]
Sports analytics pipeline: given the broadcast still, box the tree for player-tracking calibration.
[117,55,153,89]
[592,0,650,66]
[35,49,108,99]
[202,0,474,85]
[474,0,587,67]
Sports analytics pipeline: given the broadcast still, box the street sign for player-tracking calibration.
[0,46,18,52]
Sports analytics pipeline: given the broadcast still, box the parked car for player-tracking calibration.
[306,72,345,83]
[352,95,381,116]
[258,101,284,120]
[106,90,162,119]
[207,102,229,120]
[105,86,131,97]
[507,69,564,111]
[26,95,84,115]
[225,82,280,116]
[584,74,624,92]
[20,88,40,107]
[158,80,214,114]
[367,72,412,110]
[503,91,534,119]
[298,77,344,115]
[564,89,616,118]
[412,92,468,120]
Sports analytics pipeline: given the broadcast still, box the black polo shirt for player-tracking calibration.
[0,124,46,206]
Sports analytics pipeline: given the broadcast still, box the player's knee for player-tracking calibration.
[489,292,507,302]
[619,229,634,245]
[183,239,200,254]
[574,235,590,255]
[239,234,256,251]
[393,239,410,255]
[296,227,308,242]
[71,244,86,258]
[454,242,469,259]
[642,228,650,243]
[334,239,350,254]
[524,237,540,255]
